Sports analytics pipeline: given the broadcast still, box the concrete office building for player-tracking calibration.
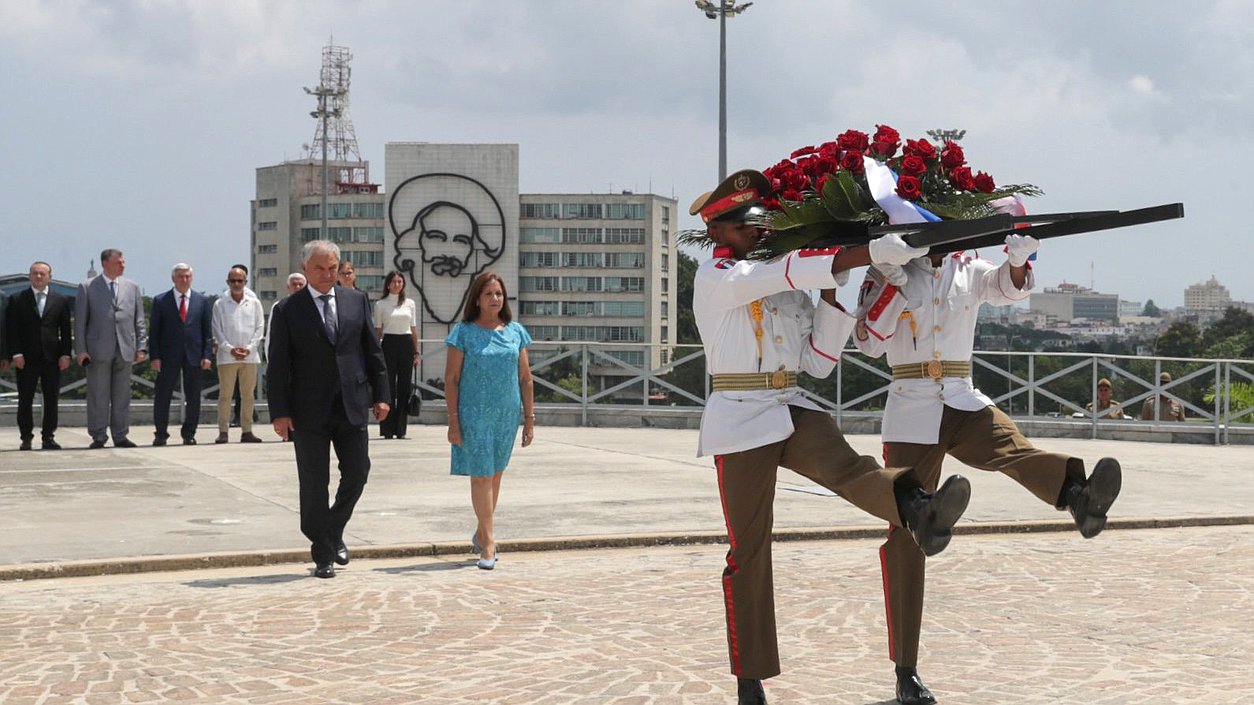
[1029,282,1119,323]
[1184,275,1231,313]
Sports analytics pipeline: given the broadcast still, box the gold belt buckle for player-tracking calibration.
[770,370,788,389]
[925,360,944,380]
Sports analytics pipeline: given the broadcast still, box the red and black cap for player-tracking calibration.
[688,169,774,224]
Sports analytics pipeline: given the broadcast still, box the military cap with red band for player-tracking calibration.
[688,169,774,224]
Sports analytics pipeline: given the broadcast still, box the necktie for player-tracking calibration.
[319,294,337,344]
[36,291,46,317]
[110,280,117,303]
[179,294,188,323]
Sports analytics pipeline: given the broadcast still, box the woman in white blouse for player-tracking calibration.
[373,271,421,439]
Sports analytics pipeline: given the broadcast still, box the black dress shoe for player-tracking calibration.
[737,678,766,705]
[89,440,107,449]
[899,475,971,557]
[19,440,33,451]
[42,439,62,451]
[895,666,936,705]
[152,436,167,447]
[333,541,350,566]
[182,438,197,446]
[114,439,138,448]
[1066,457,1122,538]
[314,562,336,579]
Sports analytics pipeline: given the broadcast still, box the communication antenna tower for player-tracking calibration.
[305,43,363,168]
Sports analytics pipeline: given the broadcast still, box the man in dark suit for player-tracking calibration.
[267,240,390,578]
[149,263,214,446]
[6,262,73,450]
[76,248,147,449]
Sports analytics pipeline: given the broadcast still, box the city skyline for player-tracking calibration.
[2,1,1252,307]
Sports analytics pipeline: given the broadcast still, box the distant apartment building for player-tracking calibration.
[1184,275,1231,313]
[1029,282,1119,323]
[251,159,385,302]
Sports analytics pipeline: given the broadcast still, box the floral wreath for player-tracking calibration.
[682,124,1041,259]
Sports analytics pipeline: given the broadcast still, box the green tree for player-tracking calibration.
[1155,321,1201,358]
[1201,307,1254,357]
[675,251,700,344]
[1142,299,1161,317]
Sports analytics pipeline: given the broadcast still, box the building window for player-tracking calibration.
[328,203,353,219]
[562,301,598,316]
[606,350,644,366]
[661,325,669,344]
[300,227,321,242]
[661,253,669,272]
[561,227,603,244]
[606,252,644,268]
[605,203,644,220]
[562,252,603,268]
[522,203,561,219]
[343,251,383,267]
[604,277,643,293]
[520,276,559,292]
[529,325,560,340]
[521,252,560,268]
[605,228,644,244]
[520,301,560,316]
[260,290,277,300]
[660,301,668,318]
[258,267,278,277]
[300,204,320,220]
[327,227,353,243]
[661,205,670,223]
[257,244,278,254]
[258,198,278,208]
[353,202,384,218]
[562,203,603,219]
[256,221,278,231]
[603,301,644,317]
[607,326,644,342]
[521,227,561,243]
[562,325,599,341]
[561,277,603,292]
[354,226,384,243]
[357,275,384,293]
[661,277,668,293]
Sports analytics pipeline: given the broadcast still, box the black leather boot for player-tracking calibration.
[1065,457,1122,538]
[897,475,971,557]
[737,677,766,704]
[895,666,936,704]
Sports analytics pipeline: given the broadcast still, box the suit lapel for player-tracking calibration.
[300,287,334,347]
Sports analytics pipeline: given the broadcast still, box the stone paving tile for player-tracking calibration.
[1,526,1251,704]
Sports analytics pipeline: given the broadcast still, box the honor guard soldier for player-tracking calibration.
[691,169,975,705]
[852,198,1123,705]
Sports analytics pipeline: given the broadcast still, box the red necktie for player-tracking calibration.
[179,294,188,323]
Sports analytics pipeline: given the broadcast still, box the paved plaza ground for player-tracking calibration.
[1,424,1252,703]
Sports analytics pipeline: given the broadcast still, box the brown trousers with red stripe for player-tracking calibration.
[715,406,909,680]
[879,405,1084,668]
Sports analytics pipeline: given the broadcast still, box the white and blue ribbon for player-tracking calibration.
[863,156,940,225]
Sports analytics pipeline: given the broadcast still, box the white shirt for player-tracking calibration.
[212,289,265,365]
[853,253,1033,444]
[694,248,856,457]
[374,295,418,335]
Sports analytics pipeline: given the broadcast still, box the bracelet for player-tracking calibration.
[525,414,536,420]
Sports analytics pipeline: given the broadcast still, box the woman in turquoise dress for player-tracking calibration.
[443,272,535,570]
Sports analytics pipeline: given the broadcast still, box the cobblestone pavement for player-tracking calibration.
[2,525,1250,704]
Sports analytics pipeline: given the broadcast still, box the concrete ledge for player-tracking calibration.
[4,514,1250,583]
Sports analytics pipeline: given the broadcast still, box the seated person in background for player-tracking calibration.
[1140,371,1186,421]
[1085,378,1126,419]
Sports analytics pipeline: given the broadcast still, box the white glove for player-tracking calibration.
[1005,233,1039,267]
[874,263,909,287]
[869,232,929,267]
[834,268,851,287]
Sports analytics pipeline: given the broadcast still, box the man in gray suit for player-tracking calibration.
[76,248,148,448]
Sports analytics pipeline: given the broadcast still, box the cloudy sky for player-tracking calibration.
[2,0,1250,309]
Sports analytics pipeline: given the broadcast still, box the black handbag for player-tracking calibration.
[407,391,423,418]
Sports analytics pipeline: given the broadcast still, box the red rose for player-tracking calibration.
[817,141,840,159]
[781,189,803,201]
[895,175,922,200]
[815,173,833,194]
[900,155,927,176]
[761,197,782,211]
[873,124,901,147]
[903,138,936,161]
[973,171,996,193]
[839,149,865,174]
[948,166,975,191]
[940,141,965,169]
[836,129,870,153]
[790,145,818,159]
[869,139,898,159]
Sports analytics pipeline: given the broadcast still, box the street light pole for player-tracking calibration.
[695,1,753,181]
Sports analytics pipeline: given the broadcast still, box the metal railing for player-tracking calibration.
[4,343,1252,444]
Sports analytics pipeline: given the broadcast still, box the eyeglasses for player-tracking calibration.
[227,278,246,283]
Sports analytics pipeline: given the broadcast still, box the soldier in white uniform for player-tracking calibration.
[852,222,1123,705]
[691,170,976,705]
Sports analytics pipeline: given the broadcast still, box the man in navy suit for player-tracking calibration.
[149,263,214,446]
[267,240,390,578]
[6,261,73,450]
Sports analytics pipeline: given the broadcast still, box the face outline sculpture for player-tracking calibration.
[390,173,506,325]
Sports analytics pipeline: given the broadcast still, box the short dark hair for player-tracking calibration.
[100,248,123,264]
[460,271,512,324]
[230,263,249,275]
